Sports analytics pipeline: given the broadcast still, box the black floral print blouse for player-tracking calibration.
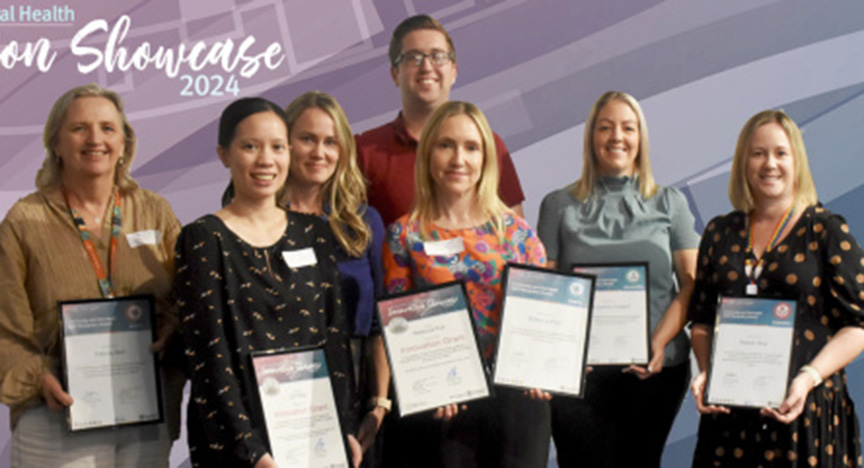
[175,212,356,467]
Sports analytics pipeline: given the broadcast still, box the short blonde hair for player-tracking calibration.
[729,109,817,212]
[37,83,138,193]
[283,91,371,257]
[412,101,510,236]
[571,91,657,201]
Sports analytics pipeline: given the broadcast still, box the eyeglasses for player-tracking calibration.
[394,51,454,67]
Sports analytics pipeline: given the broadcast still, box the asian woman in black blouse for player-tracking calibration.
[175,97,360,467]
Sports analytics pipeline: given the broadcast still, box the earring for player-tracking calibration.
[118,157,125,166]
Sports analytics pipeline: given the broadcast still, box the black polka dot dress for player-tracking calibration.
[175,213,356,467]
[689,206,864,467]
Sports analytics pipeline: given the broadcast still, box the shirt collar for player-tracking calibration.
[596,174,639,193]
[283,201,331,217]
[391,112,418,146]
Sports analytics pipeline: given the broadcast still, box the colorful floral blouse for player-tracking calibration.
[383,213,546,358]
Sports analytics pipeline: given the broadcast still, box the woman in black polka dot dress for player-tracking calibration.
[689,110,864,467]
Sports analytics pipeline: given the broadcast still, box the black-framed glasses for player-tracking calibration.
[394,51,454,67]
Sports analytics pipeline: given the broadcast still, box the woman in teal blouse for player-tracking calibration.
[537,91,700,468]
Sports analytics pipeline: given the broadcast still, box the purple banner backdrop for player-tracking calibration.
[2,1,863,466]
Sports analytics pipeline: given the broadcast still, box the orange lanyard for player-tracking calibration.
[64,188,122,298]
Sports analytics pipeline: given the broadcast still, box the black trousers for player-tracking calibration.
[382,386,551,468]
[551,361,690,468]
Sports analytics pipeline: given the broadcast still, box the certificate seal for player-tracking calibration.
[262,377,280,396]
[125,304,143,322]
[773,302,792,320]
[388,316,409,334]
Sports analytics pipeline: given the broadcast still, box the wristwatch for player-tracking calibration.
[368,396,392,413]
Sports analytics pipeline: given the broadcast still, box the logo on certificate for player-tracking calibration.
[626,269,641,283]
[773,302,792,320]
[314,437,327,456]
[125,304,143,322]
[388,316,409,334]
[447,366,462,385]
[568,282,585,297]
[262,377,280,396]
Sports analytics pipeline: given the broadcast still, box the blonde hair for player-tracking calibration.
[412,101,510,237]
[283,91,371,257]
[728,109,817,212]
[37,83,138,193]
[571,91,657,201]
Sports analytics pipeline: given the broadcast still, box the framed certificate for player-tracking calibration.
[251,347,349,468]
[493,264,595,397]
[705,296,796,409]
[377,281,492,417]
[571,263,650,366]
[59,295,163,432]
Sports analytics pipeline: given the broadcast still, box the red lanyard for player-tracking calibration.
[64,188,122,299]
[745,204,794,291]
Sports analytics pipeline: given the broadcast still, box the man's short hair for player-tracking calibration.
[388,14,456,67]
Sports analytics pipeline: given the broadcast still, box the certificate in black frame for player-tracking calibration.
[250,345,351,468]
[571,262,651,367]
[58,294,164,432]
[376,280,493,417]
[704,295,797,409]
[493,262,596,398]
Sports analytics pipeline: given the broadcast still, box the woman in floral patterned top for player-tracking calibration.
[381,101,549,468]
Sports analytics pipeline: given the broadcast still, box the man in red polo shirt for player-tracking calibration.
[356,14,525,227]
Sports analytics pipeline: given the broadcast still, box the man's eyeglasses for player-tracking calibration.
[394,51,454,67]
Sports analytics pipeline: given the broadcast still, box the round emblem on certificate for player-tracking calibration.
[627,269,641,282]
[262,377,280,396]
[773,302,792,320]
[125,304,143,322]
[389,316,409,334]
[569,282,585,296]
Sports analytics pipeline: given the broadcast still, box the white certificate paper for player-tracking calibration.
[252,348,348,468]
[572,264,650,366]
[493,265,594,396]
[377,282,490,416]
[706,296,796,408]
[60,296,162,431]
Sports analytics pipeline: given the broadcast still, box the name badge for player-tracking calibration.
[125,230,160,248]
[282,248,317,268]
[424,237,465,257]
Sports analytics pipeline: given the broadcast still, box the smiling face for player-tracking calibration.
[745,122,796,206]
[592,99,640,177]
[288,107,339,189]
[54,96,125,184]
[391,29,458,111]
[218,111,290,203]
[429,114,484,199]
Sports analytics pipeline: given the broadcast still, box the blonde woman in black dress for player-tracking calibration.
[689,110,864,467]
